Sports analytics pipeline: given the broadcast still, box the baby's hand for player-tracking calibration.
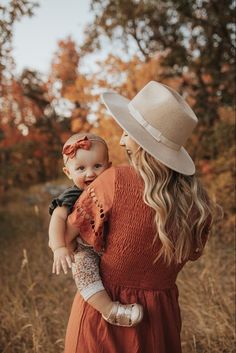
[52,246,74,275]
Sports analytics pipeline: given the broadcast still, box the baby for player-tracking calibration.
[48,133,143,327]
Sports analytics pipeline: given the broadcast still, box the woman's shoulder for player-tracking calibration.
[114,164,139,177]
[93,165,135,182]
[86,165,141,194]
[114,165,142,184]
[114,164,133,173]
[106,165,141,185]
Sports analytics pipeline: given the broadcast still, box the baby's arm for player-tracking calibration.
[49,206,75,275]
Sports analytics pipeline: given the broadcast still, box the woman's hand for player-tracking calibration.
[52,246,74,275]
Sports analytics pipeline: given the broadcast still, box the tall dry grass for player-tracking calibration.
[179,237,235,352]
[0,184,74,353]
[0,182,235,352]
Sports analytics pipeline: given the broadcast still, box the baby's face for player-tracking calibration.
[63,142,111,189]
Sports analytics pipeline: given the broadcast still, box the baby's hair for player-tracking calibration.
[62,132,109,165]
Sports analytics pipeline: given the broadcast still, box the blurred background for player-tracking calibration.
[0,0,235,352]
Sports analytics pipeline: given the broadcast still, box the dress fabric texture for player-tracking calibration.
[65,166,206,353]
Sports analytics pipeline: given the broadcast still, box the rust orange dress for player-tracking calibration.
[65,166,208,353]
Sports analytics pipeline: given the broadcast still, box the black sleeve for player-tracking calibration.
[49,186,83,215]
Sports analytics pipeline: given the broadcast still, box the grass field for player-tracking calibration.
[0,181,235,353]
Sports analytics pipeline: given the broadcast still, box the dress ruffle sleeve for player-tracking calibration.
[67,167,115,253]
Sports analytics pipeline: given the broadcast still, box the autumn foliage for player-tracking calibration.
[0,1,235,352]
[0,1,234,232]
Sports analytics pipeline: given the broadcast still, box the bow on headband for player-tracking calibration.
[62,136,92,159]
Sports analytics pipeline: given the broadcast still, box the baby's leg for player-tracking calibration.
[72,240,143,327]
[72,241,109,311]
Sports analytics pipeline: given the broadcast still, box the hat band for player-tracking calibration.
[128,103,181,151]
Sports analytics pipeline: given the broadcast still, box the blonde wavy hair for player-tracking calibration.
[131,148,214,265]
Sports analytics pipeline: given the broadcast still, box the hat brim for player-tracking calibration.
[102,92,195,175]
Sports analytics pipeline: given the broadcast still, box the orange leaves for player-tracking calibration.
[198,160,213,176]
[71,118,91,134]
[49,38,95,135]
[218,106,235,124]
[50,38,94,110]
[64,76,94,104]
[91,117,125,166]
[33,149,44,158]
[51,38,79,83]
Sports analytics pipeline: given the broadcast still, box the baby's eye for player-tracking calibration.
[94,164,102,169]
[77,166,85,171]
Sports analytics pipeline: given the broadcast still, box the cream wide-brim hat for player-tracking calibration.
[101,81,198,175]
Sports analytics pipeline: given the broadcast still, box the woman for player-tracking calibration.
[64,81,213,353]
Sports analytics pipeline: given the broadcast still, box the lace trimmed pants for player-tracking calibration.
[71,238,105,301]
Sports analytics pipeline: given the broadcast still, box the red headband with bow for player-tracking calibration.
[62,136,92,159]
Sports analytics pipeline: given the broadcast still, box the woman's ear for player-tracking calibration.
[63,166,72,180]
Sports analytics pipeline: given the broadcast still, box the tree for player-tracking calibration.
[82,0,235,124]
[0,69,67,190]
[0,0,38,84]
[50,38,93,133]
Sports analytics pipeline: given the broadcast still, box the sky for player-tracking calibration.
[4,0,138,77]
[11,0,96,74]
